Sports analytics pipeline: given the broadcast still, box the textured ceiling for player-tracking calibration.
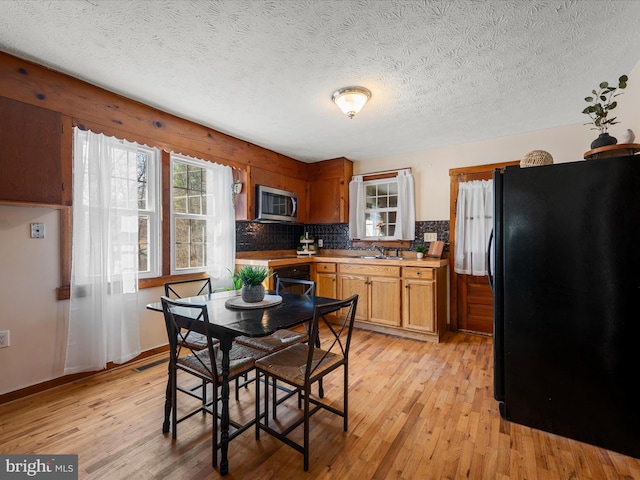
[1,0,640,163]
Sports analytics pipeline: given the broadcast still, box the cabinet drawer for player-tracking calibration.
[402,267,434,280]
[316,262,336,273]
[339,263,401,277]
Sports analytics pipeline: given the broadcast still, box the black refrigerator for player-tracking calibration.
[490,154,640,459]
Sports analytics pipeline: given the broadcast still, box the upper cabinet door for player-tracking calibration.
[0,97,70,206]
[308,157,352,224]
[308,177,341,223]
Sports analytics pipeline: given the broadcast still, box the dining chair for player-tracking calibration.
[235,277,315,415]
[164,277,215,350]
[254,294,359,471]
[235,277,315,352]
[160,296,266,468]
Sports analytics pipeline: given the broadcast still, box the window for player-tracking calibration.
[74,130,160,279]
[60,130,234,301]
[364,179,398,239]
[171,154,232,274]
[169,154,235,281]
[349,169,415,241]
[171,157,207,272]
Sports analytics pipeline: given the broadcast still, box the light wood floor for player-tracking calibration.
[1,329,639,480]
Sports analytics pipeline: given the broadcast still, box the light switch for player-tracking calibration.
[30,223,45,239]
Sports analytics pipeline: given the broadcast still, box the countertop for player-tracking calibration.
[235,252,448,268]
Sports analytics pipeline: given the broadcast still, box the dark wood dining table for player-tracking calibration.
[146,290,336,475]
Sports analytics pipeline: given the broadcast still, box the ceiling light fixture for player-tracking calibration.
[332,86,371,119]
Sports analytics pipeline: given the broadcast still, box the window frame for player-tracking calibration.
[169,153,212,275]
[73,130,161,281]
[362,177,399,241]
[136,146,161,279]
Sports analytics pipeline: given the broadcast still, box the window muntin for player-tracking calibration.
[364,179,398,239]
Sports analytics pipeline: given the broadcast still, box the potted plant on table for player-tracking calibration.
[237,265,272,303]
[415,244,427,259]
[582,75,628,149]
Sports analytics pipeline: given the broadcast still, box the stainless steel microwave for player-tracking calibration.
[255,185,298,223]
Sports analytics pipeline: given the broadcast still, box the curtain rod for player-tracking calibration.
[360,167,412,176]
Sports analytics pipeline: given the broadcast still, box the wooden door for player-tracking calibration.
[449,161,520,334]
[456,274,493,334]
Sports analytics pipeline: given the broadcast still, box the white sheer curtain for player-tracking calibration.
[348,175,365,239]
[65,129,142,374]
[393,169,415,240]
[454,180,494,275]
[349,170,416,240]
[204,162,235,290]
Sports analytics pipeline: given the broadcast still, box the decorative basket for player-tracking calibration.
[520,150,553,168]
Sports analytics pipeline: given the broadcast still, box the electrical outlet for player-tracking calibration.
[0,330,9,348]
[424,232,437,242]
[30,223,45,239]
[318,239,323,248]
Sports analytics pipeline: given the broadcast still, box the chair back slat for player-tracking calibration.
[275,277,316,297]
[305,294,358,381]
[164,277,212,299]
[160,296,218,378]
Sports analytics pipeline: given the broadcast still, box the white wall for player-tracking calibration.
[1,61,639,396]
[0,206,64,394]
[355,61,640,221]
[0,205,168,395]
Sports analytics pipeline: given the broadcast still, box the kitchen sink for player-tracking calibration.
[360,255,403,260]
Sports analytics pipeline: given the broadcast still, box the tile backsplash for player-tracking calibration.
[236,221,449,252]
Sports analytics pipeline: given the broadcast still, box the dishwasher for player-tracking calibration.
[272,264,311,294]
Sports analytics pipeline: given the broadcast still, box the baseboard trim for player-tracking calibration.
[0,345,169,405]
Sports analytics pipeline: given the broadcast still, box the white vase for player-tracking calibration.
[416,252,424,259]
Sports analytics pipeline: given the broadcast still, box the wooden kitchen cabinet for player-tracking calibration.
[311,259,449,342]
[338,263,401,327]
[244,157,350,224]
[338,273,369,321]
[308,157,352,224]
[402,266,447,341]
[308,178,341,223]
[315,262,337,299]
[403,277,436,333]
[0,97,71,206]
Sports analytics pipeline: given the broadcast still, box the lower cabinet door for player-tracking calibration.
[369,276,401,326]
[316,272,337,299]
[403,278,436,333]
[338,274,368,321]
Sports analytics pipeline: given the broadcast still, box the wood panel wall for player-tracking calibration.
[0,51,351,297]
[0,51,306,179]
